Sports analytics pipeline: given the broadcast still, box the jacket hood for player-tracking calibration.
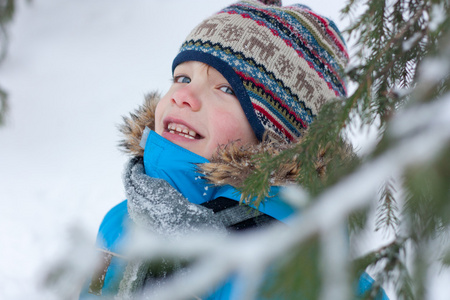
[119,92,331,188]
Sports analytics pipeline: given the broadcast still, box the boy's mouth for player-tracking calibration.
[167,122,202,140]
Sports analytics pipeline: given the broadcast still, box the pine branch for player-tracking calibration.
[353,238,415,300]
[375,178,399,235]
[0,86,6,125]
[343,0,443,130]
[402,144,450,240]
[0,0,15,61]
[0,0,17,126]
[260,235,322,300]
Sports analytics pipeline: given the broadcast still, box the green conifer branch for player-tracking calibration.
[0,87,6,125]
[230,1,450,298]
[376,178,399,234]
[260,235,322,299]
[0,0,16,125]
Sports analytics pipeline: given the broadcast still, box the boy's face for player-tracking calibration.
[155,61,258,159]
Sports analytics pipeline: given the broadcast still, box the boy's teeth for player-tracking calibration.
[167,123,198,139]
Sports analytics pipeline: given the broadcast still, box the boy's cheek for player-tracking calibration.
[154,102,165,134]
[211,112,251,143]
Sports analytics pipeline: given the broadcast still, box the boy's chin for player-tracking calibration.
[160,131,210,159]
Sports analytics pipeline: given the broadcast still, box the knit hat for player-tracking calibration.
[172,0,348,143]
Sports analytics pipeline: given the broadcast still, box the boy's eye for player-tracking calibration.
[219,86,235,96]
[174,76,191,84]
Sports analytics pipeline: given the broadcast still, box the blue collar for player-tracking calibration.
[141,129,295,220]
[142,130,239,204]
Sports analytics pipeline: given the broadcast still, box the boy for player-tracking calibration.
[80,0,388,299]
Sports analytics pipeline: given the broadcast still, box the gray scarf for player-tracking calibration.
[117,157,227,299]
[124,157,227,237]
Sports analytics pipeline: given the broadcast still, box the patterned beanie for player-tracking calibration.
[172,0,348,143]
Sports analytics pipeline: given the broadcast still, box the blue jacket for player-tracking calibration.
[80,131,388,299]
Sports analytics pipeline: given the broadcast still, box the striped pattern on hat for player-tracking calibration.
[172,0,348,143]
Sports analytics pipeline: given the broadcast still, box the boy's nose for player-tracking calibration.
[172,85,202,111]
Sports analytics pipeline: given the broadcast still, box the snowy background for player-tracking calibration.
[1,0,445,299]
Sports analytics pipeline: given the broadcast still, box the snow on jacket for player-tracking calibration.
[79,93,388,299]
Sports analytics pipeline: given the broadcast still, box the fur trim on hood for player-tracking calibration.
[119,93,331,188]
